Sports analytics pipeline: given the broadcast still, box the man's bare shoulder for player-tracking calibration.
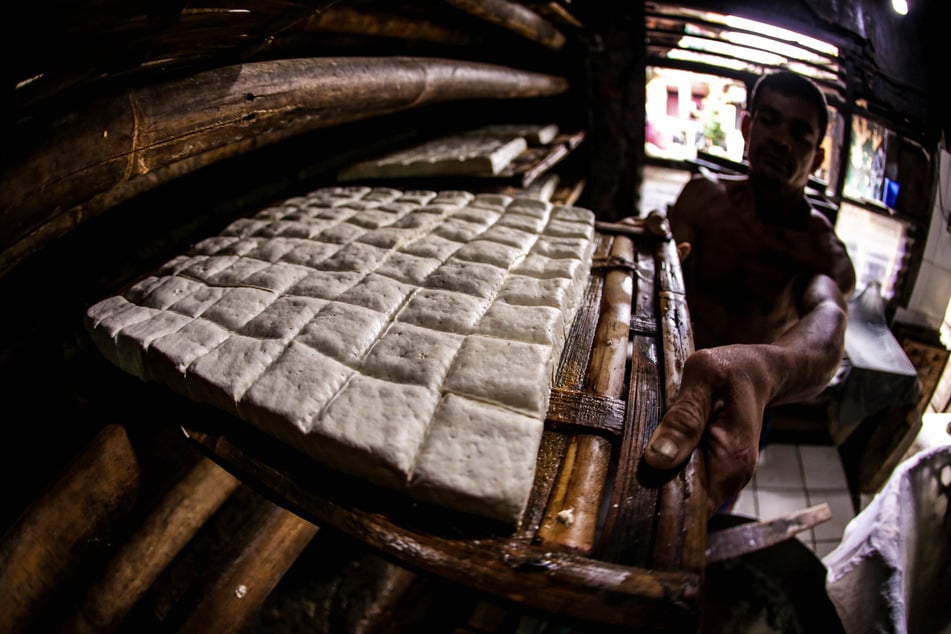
[675,171,746,215]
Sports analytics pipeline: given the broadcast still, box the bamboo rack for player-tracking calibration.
[180,226,705,631]
[0,57,567,278]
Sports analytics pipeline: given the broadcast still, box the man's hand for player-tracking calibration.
[643,345,773,516]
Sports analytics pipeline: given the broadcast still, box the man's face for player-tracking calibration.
[741,88,825,190]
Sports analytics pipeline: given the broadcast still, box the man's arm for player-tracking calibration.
[643,273,849,515]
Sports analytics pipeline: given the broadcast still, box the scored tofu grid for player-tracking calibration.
[85,186,595,524]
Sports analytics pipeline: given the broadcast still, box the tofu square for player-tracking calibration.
[410,394,543,524]
[361,322,464,389]
[311,375,441,487]
[397,288,490,334]
[443,335,552,417]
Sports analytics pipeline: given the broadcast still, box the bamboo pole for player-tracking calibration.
[172,502,318,633]
[0,424,142,633]
[652,236,706,572]
[443,0,566,49]
[0,57,568,277]
[65,458,241,633]
[300,5,473,45]
[536,235,635,552]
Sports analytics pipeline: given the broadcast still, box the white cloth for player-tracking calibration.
[823,445,951,634]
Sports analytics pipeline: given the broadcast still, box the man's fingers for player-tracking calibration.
[644,398,708,469]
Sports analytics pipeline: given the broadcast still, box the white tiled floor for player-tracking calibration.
[731,412,951,558]
[731,442,855,558]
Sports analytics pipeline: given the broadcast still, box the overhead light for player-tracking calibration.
[891,0,908,15]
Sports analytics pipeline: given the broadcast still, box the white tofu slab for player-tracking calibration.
[85,186,595,526]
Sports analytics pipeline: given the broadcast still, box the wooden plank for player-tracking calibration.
[1,57,568,278]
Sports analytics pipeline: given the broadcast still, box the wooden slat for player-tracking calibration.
[1,57,568,278]
[515,236,609,539]
[536,234,635,553]
[545,387,626,437]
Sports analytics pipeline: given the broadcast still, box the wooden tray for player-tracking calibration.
[181,225,706,632]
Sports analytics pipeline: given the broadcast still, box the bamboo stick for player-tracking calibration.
[0,57,568,277]
[172,502,318,633]
[536,234,634,553]
[300,5,473,45]
[0,424,142,633]
[443,0,566,49]
[652,236,706,572]
[65,458,241,633]
[594,249,662,564]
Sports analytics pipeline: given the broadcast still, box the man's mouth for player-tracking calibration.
[757,151,790,174]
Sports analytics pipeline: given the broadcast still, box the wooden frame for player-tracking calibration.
[179,225,706,631]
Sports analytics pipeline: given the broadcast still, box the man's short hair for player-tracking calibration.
[749,70,829,145]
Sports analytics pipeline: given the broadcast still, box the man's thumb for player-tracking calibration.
[645,434,682,468]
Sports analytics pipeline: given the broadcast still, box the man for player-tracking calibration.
[640,70,857,515]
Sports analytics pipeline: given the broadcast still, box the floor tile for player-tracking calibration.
[795,531,816,552]
[809,489,855,542]
[799,444,849,489]
[732,486,758,518]
[755,487,810,521]
[754,443,803,490]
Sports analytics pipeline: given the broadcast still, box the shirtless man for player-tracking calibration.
[641,70,857,515]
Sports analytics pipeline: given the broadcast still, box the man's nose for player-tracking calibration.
[769,127,792,151]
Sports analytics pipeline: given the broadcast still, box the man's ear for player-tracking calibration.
[812,145,826,173]
[677,242,692,261]
[740,110,752,141]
